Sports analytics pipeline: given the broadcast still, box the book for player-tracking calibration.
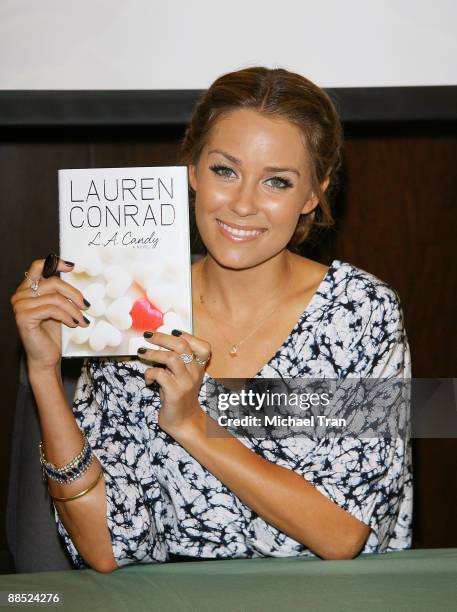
[58,166,192,357]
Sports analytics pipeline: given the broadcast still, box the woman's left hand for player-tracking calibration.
[138,330,212,439]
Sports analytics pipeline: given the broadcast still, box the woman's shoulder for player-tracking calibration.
[290,254,402,312]
[317,257,403,313]
[314,259,407,356]
[292,256,406,346]
[289,258,409,377]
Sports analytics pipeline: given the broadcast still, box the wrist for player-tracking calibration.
[169,408,207,446]
[28,361,62,387]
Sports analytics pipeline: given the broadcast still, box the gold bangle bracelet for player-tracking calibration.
[49,469,103,502]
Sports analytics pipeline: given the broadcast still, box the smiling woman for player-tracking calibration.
[182,68,341,255]
[188,109,321,271]
[11,67,412,572]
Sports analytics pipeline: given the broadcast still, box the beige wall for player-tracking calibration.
[1,0,457,89]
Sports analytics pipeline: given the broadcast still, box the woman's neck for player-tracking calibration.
[197,250,293,324]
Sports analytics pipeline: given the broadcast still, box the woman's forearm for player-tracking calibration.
[28,367,117,572]
[174,411,370,560]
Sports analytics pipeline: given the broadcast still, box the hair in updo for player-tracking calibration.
[179,66,343,250]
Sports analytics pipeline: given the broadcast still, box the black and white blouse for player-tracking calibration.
[53,259,413,568]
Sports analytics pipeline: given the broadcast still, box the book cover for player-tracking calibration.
[58,166,192,357]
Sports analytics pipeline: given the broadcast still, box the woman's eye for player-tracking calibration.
[265,176,293,190]
[210,164,236,179]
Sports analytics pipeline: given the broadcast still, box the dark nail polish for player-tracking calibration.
[72,317,79,324]
[42,252,60,278]
[83,316,90,324]
[83,298,91,307]
[143,331,153,338]
[137,347,147,354]
[64,260,75,267]
[171,329,182,337]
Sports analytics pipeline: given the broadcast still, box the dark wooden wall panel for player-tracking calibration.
[89,141,181,167]
[337,134,457,548]
[338,135,457,377]
[1,141,90,553]
[1,127,456,555]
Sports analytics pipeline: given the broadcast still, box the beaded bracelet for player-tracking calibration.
[49,469,103,502]
[39,432,94,485]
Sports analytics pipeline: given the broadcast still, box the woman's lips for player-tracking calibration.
[215,219,267,242]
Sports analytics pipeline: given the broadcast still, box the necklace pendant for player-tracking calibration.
[229,346,238,357]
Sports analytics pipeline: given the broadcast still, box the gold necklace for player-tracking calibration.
[199,257,291,358]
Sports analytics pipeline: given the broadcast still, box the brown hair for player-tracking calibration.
[179,66,343,251]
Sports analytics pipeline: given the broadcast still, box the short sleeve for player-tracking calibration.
[349,283,411,379]
[53,359,168,568]
[301,434,412,552]
[300,283,413,552]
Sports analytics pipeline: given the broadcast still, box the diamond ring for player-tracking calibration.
[25,271,41,297]
[180,352,194,365]
[194,355,209,366]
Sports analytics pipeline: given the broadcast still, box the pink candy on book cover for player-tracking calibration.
[58,166,193,357]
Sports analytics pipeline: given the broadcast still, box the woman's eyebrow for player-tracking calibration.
[264,165,300,177]
[208,149,241,165]
[208,149,300,176]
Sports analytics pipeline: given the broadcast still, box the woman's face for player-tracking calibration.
[189,108,322,270]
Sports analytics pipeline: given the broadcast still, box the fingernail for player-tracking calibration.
[83,316,90,324]
[83,298,91,307]
[137,347,147,354]
[42,252,60,279]
[64,260,75,267]
[171,329,182,337]
[72,317,79,324]
[143,331,153,338]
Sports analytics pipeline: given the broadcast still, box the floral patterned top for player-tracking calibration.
[53,259,413,568]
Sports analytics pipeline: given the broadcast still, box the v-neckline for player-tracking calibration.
[203,259,339,383]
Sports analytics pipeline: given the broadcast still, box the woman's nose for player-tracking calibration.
[228,178,259,217]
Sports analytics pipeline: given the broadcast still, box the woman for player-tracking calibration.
[11,67,412,572]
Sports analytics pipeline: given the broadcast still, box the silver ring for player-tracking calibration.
[194,355,209,367]
[180,352,194,364]
[25,271,41,297]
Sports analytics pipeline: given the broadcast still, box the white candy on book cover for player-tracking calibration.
[58,166,192,357]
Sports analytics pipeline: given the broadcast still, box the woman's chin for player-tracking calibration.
[200,228,286,270]
[204,247,268,271]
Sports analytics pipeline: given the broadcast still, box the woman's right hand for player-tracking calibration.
[10,257,90,373]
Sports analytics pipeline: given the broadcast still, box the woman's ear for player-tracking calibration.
[188,164,198,191]
[300,176,330,214]
[321,176,330,194]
